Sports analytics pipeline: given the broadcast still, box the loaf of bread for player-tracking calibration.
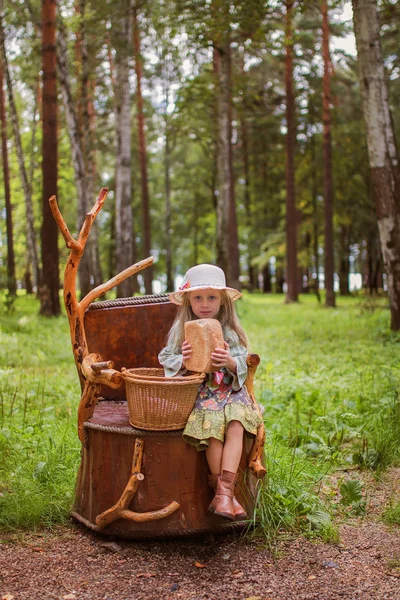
[184,319,225,373]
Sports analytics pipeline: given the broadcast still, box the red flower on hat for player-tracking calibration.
[178,281,190,291]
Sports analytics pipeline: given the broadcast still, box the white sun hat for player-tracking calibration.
[169,264,242,305]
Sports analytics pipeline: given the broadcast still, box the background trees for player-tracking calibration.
[0,0,399,325]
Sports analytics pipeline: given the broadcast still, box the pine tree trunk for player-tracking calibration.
[352,0,400,329]
[164,118,173,292]
[366,234,381,295]
[276,267,285,294]
[79,0,102,288]
[309,96,321,303]
[40,0,60,316]
[262,264,271,293]
[133,2,152,294]
[57,19,92,298]
[0,63,15,295]
[0,14,39,291]
[339,226,350,295]
[214,42,240,290]
[115,0,134,298]
[240,60,254,290]
[322,0,336,307]
[285,1,298,303]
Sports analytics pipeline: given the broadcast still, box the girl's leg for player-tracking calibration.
[209,421,247,521]
[221,420,244,473]
[205,437,223,475]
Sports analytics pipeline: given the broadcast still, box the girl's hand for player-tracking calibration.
[211,342,236,373]
[182,340,192,367]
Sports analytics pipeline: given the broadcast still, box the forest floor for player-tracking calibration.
[1,468,400,600]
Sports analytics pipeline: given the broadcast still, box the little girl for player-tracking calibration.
[158,264,262,521]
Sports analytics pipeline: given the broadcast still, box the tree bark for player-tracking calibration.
[240,58,254,291]
[133,1,153,294]
[57,18,92,298]
[322,0,336,307]
[114,0,135,298]
[0,61,15,295]
[366,234,381,295]
[58,16,102,298]
[352,0,400,329]
[78,0,102,288]
[0,11,39,291]
[262,264,271,293]
[284,1,298,303]
[40,0,60,316]
[214,39,240,290]
[338,226,350,295]
[309,94,321,303]
[164,117,173,291]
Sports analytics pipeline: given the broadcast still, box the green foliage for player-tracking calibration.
[339,479,366,516]
[0,293,80,530]
[383,501,400,526]
[252,439,336,544]
[241,293,400,472]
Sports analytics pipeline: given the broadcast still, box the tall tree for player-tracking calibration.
[0,60,15,295]
[40,0,60,316]
[213,0,240,290]
[322,0,335,307]
[284,0,298,302]
[77,0,102,288]
[57,18,93,298]
[133,0,153,294]
[0,8,40,292]
[114,0,135,297]
[352,0,400,330]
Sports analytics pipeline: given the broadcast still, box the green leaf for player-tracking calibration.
[339,479,363,506]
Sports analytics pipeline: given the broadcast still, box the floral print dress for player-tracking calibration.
[158,323,263,451]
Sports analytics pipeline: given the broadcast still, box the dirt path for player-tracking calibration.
[1,470,400,600]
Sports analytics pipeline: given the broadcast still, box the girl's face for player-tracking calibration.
[189,289,222,319]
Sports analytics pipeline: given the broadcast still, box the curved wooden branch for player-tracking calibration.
[49,188,154,438]
[117,502,180,524]
[246,353,267,479]
[91,361,114,372]
[78,380,102,444]
[77,187,108,246]
[49,195,82,251]
[95,438,180,529]
[245,353,260,398]
[80,256,154,313]
[50,189,110,377]
[81,353,123,388]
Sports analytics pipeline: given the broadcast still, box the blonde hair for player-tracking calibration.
[167,290,248,350]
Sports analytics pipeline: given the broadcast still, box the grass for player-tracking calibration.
[250,439,337,545]
[1,290,400,536]
[240,293,400,468]
[384,501,400,526]
[0,292,80,530]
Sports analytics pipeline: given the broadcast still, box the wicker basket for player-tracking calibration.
[121,367,205,431]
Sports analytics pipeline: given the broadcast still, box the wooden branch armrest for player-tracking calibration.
[82,353,123,389]
[79,256,154,312]
[91,361,114,372]
[245,352,267,479]
[245,353,260,397]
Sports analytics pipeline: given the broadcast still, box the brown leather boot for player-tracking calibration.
[208,474,247,521]
[208,470,239,521]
